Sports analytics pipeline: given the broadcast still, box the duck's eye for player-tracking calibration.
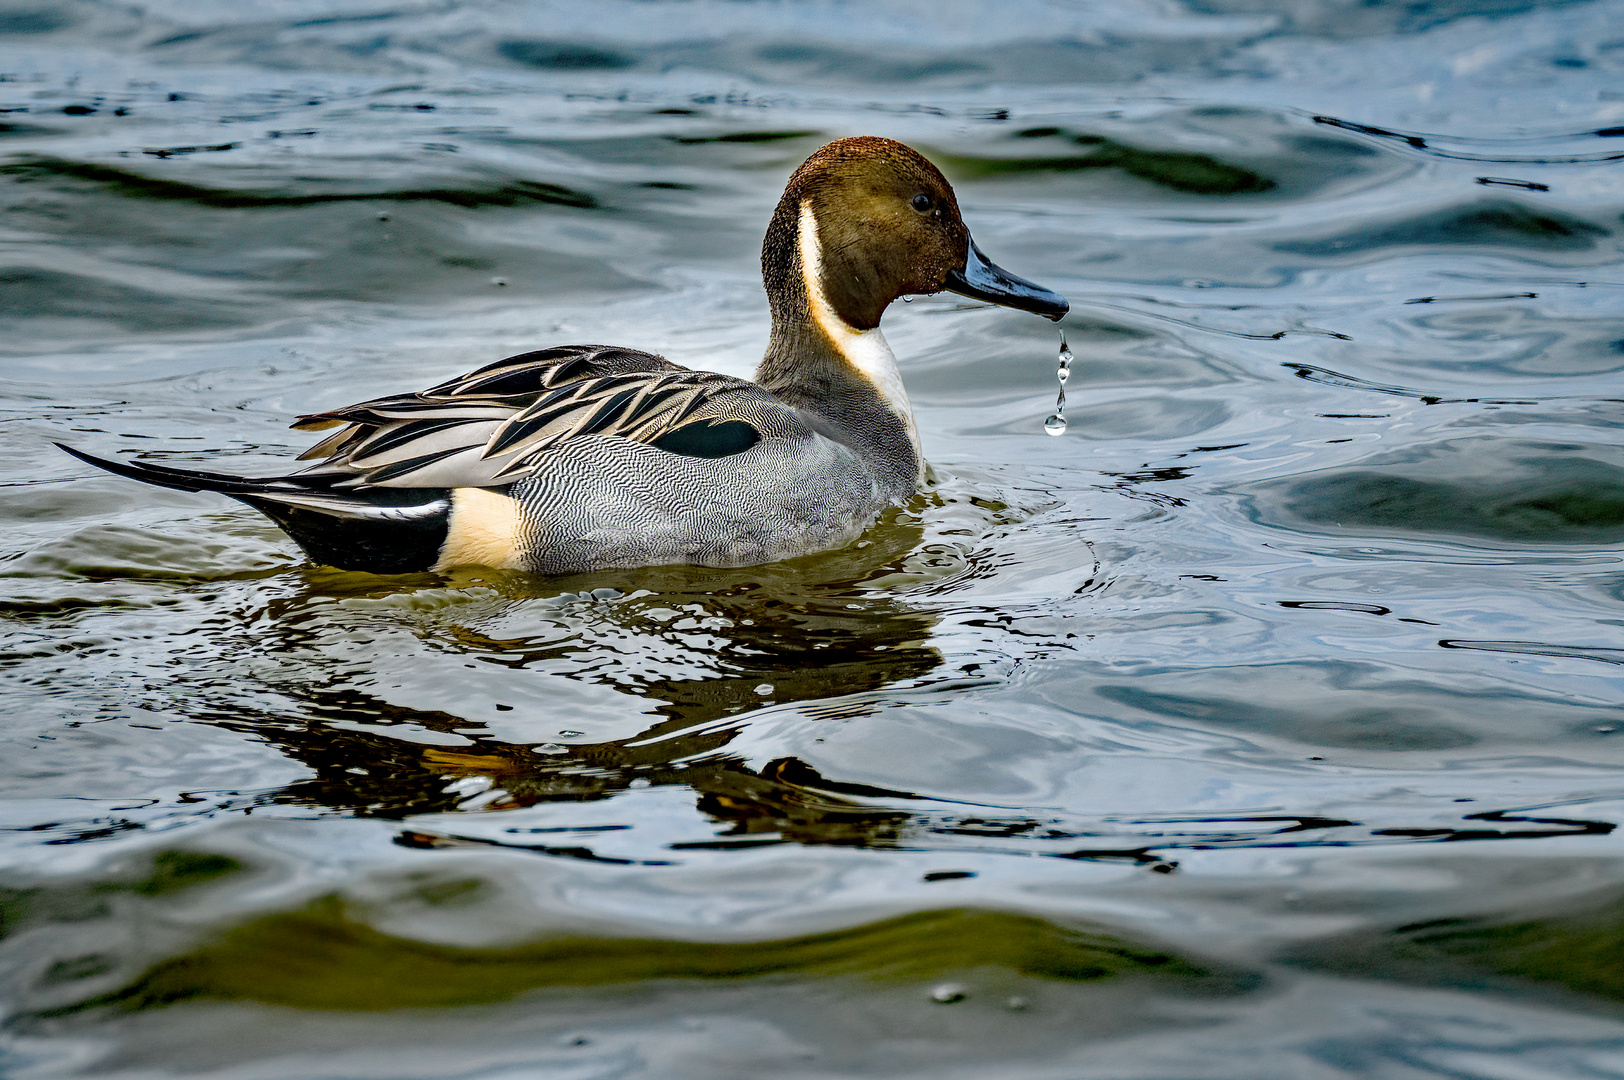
[911,194,933,212]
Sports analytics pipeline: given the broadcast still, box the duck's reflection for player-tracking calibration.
[222,510,953,849]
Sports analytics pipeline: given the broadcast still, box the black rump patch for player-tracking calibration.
[651,419,760,459]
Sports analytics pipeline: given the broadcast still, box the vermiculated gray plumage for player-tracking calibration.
[292,344,906,572]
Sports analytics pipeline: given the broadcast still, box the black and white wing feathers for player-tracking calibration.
[292,345,777,489]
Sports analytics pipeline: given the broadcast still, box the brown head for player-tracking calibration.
[761,136,1068,333]
[755,138,1068,495]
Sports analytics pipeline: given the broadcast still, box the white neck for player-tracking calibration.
[797,200,924,479]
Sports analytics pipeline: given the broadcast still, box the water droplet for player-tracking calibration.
[558,730,584,738]
[1005,995,1030,1011]
[1043,329,1071,435]
[534,742,567,755]
[902,294,913,302]
[490,276,508,287]
[930,983,966,1003]
[754,683,774,696]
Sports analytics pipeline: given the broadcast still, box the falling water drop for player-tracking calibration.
[1044,328,1071,435]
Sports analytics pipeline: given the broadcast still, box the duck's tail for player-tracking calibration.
[56,444,452,573]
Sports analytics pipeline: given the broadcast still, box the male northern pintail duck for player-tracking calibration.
[61,137,1068,574]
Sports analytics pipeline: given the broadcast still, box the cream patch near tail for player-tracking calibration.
[435,486,523,571]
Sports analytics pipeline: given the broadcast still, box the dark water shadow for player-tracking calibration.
[1236,438,1624,545]
[934,133,1274,196]
[1274,199,1617,264]
[1,155,599,210]
[1188,0,1597,39]
[1285,875,1624,1015]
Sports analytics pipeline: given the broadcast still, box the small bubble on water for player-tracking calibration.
[1044,414,1068,435]
[1005,995,1030,1011]
[490,276,508,287]
[558,729,584,737]
[754,683,774,696]
[902,294,913,302]
[930,983,966,1003]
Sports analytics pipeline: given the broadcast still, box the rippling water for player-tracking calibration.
[3,1,1624,1076]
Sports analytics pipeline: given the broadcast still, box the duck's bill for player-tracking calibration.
[943,239,1069,322]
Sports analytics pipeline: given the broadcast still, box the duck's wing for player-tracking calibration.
[291,344,781,489]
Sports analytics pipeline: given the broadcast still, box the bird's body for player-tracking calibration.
[62,137,1067,575]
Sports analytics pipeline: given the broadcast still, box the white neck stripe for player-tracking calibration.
[797,200,923,475]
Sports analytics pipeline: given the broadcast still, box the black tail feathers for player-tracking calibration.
[57,443,287,498]
[57,444,453,574]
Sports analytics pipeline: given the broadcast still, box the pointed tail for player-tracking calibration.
[57,444,453,573]
[58,443,292,498]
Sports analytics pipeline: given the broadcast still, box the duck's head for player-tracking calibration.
[763,136,1069,333]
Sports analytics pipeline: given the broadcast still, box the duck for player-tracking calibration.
[60,137,1068,575]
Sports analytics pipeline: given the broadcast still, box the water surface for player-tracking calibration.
[3,1,1624,1077]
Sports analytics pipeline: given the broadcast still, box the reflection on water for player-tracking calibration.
[225,507,947,834]
[5,0,1624,1076]
[29,900,1252,1016]
[3,848,1270,1077]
